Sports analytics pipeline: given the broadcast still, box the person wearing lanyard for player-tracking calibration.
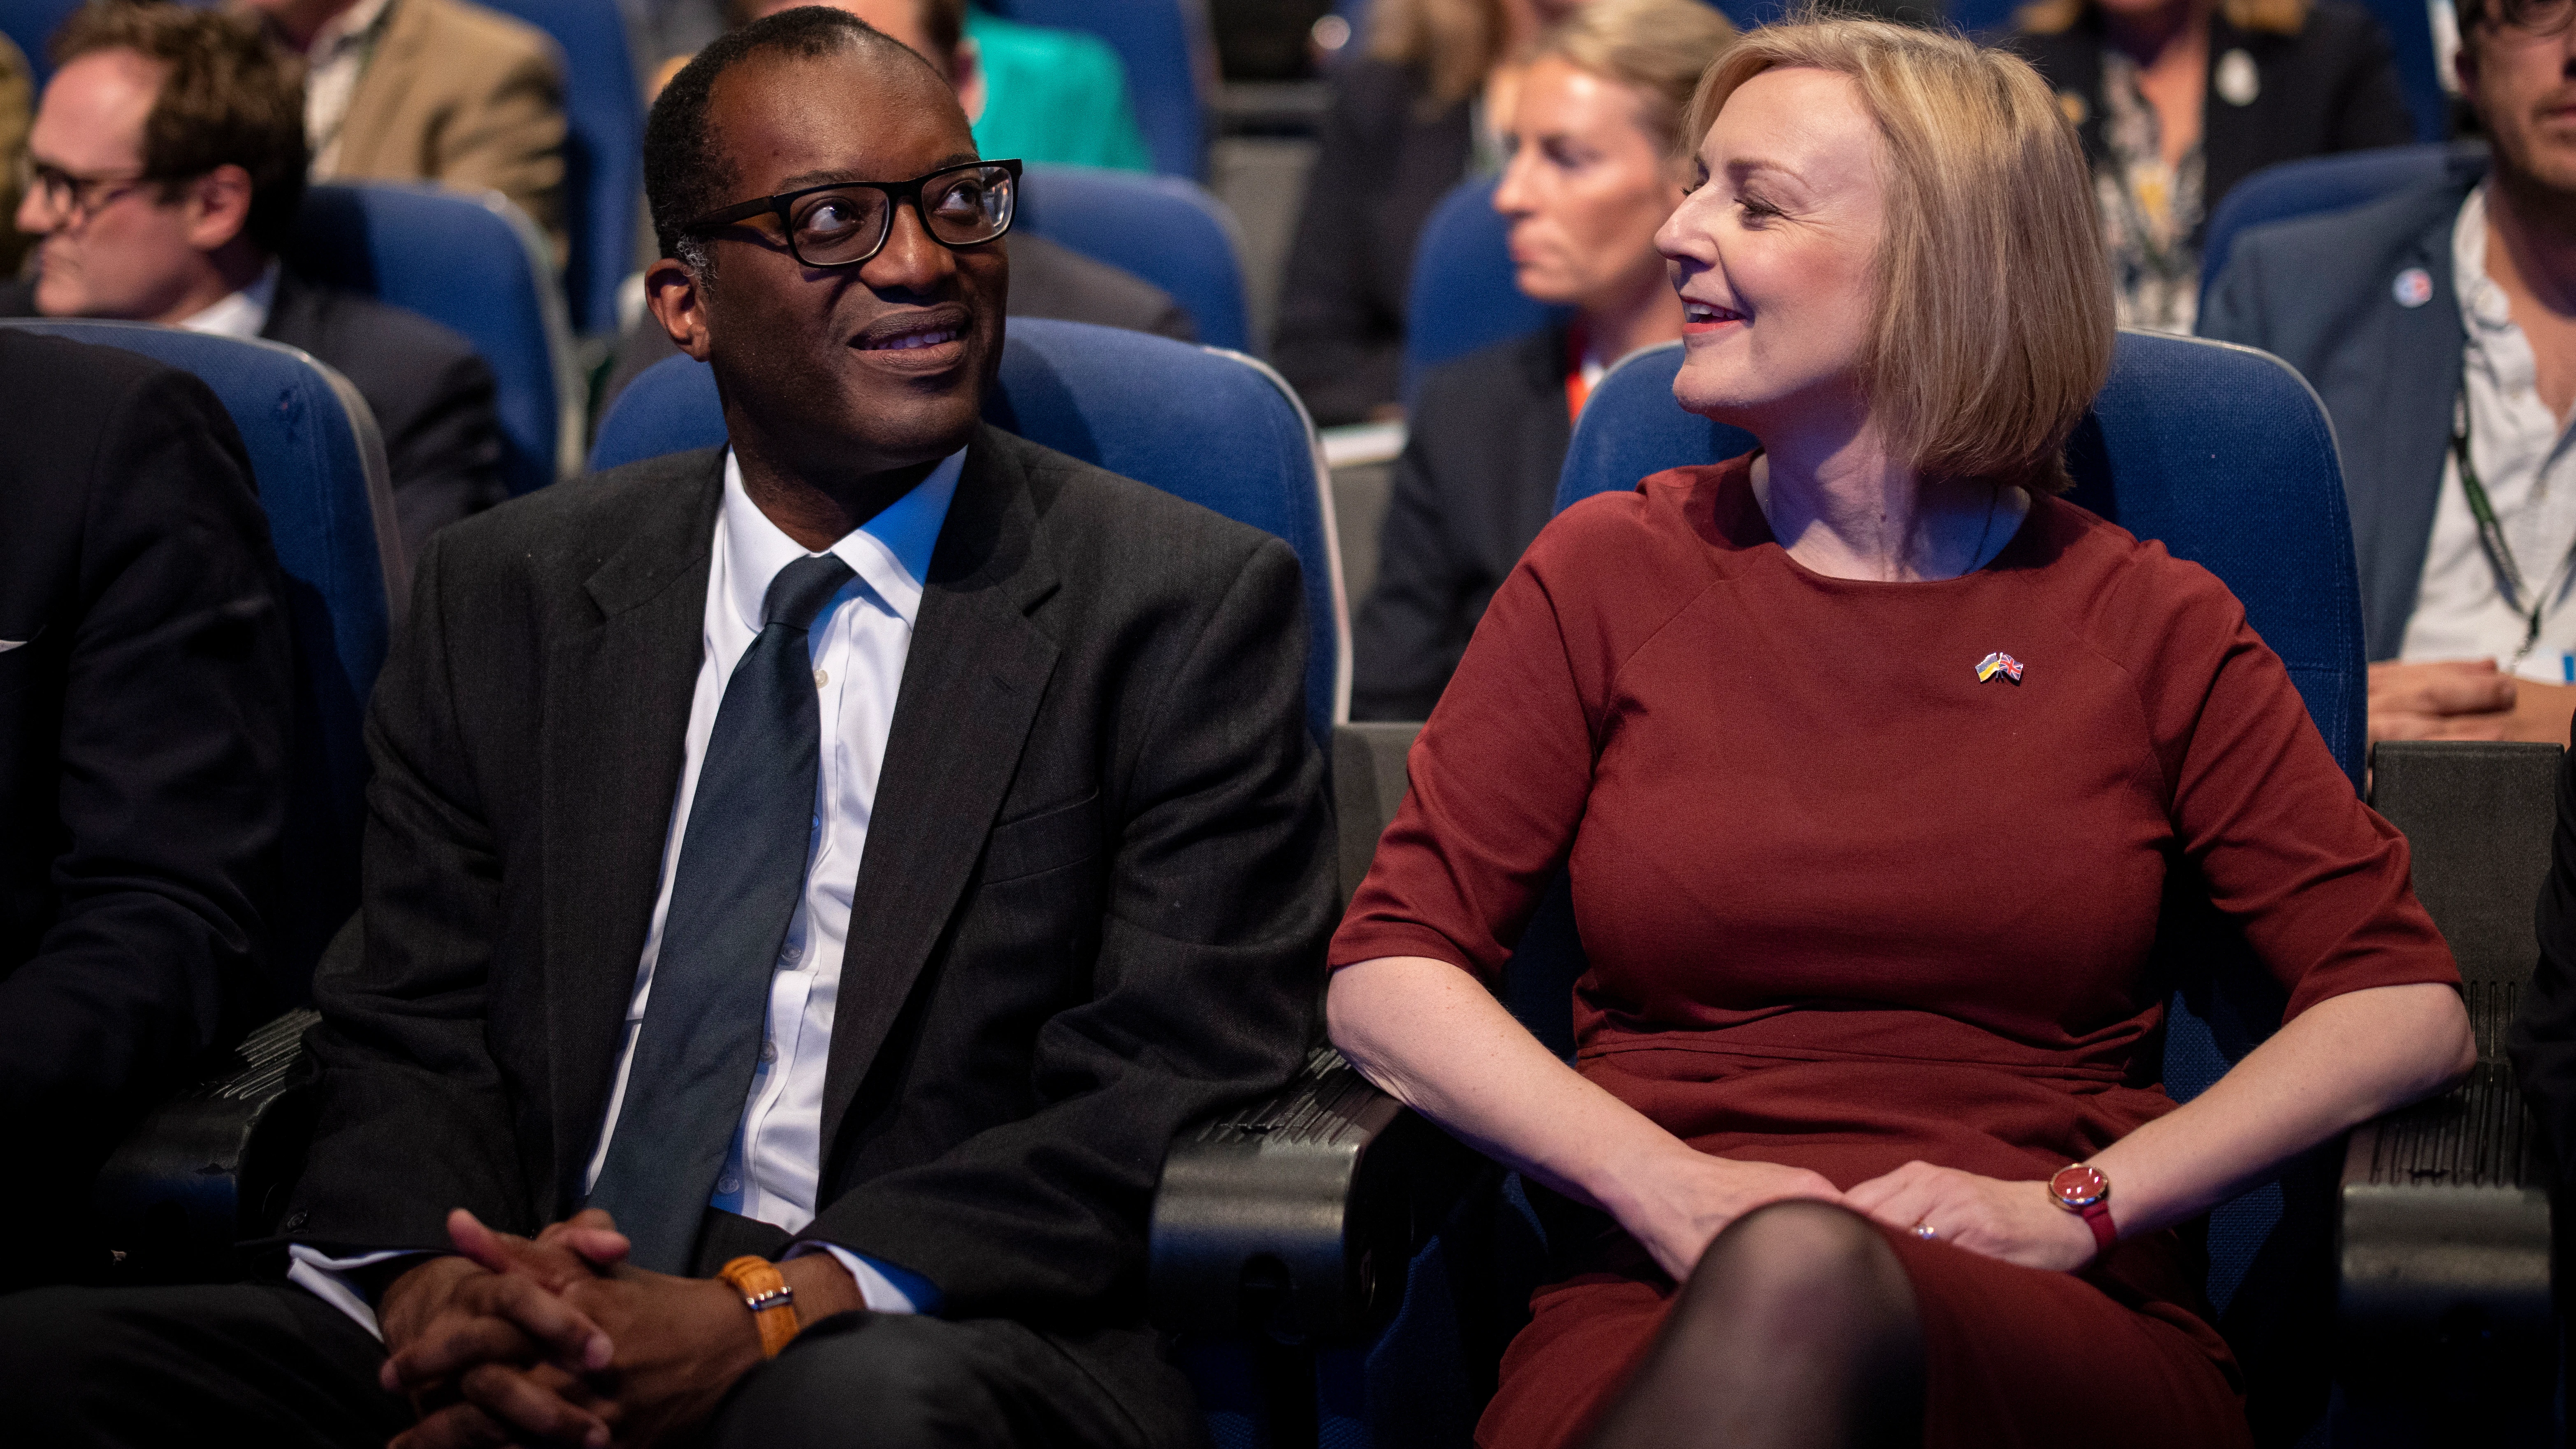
[2200,0,2576,744]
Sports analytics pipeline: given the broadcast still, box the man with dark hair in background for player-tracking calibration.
[4,2,507,554]
[2202,0,2576,745]
[0,328,292,1292]
[0,10,1330,1447]
[603,0,1193,406]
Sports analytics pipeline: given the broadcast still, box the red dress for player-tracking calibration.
[1329,458,2459,1449]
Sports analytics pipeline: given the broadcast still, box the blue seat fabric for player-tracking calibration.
[288,182,562,497]
[981,0,1208,180]
[2200,142,2482,318]
[1020,163,1252,353]
[1402,176,1566,401]
[471,0,647,337]
[0,319,396,999]
[589,318,1338,748]
[0,0,79,86]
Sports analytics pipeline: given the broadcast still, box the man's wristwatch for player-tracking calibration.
[2048,1163,2117,1260]
[719,1255,803,1358]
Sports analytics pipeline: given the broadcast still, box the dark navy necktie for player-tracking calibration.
[586,550,856,1273]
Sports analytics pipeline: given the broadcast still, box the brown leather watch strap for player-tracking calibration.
[718,1255,803,1358]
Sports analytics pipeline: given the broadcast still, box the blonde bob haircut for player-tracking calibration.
[1685,17,2114,493]
[1529,0,1738,158]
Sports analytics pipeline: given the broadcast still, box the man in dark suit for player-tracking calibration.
[0,328,293,1291]
[0,9,1330,1447]
[597,0,1192,410]
[2200,0,2576,745]
[5,2,504,557]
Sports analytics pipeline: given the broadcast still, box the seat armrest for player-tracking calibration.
[91,1008,322,1281]
[1151,1045,1479,1342]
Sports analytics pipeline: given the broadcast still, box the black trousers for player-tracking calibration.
[0,1279,1173,1449]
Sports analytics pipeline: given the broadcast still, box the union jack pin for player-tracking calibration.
[1975,651,2025,684]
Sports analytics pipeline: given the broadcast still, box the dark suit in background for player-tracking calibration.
[2197,153,2486,657]
[2511,724,2576,1179]
[1271,56,1474,427]
[600,234,1199,409]
[0,272,508,557]
[0,422,1335,1444]
[2015,0,2416,247]
[1352,326,1569,721]
[0,329,292,1289]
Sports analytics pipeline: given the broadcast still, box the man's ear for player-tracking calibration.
[181,164,255,253]
[644,255,714,361]
[952,37,986,125]
[2455,30,2479,100]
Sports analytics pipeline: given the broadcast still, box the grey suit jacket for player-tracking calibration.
[2198,153,2485,658]
[283,424,1333,1433]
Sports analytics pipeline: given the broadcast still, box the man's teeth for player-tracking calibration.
[880,328,958,350]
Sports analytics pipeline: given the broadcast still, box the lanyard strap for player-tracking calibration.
[2449,388,2576,662]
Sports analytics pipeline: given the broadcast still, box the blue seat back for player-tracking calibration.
[1402,176,1567,400]
[589,318,1346,745]
[1,0,76,86]
[2200,142,2483,316]
[0,319,404,1000]
[1548,330,2363,1429]
[287,181,577,496]
[2354,0,2455,144]
[1020,163,1251,353]
[983,0,1210,179]
[470,0,647,337]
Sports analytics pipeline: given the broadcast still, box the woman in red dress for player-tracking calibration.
[1326,17,2476,1449]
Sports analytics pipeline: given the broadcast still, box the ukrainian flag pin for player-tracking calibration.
[1975,651,2025,684]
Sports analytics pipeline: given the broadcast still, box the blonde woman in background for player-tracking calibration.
[2014,0,2414,331]
[1330,17,2470,1447]
[1352,0,1732,720]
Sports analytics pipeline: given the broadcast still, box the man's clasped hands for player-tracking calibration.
[373,1208,867,1449]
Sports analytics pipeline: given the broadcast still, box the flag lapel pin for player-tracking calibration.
[1975,651,2025,684]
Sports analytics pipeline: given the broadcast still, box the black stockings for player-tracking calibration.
[1585,1200,1926,1449]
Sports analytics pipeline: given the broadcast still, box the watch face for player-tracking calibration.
[2051,1163,2109,1209]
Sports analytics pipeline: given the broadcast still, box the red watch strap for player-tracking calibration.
[2079,1198,2116,1256]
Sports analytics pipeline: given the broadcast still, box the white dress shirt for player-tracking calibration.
[290,448,963,1335]
[2400,185,2576,680]
[175,261,280,341]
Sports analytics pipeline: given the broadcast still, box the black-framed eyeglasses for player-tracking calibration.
[2486,0,2575,35]
[15,156,165,228]
[680,159,1021,269]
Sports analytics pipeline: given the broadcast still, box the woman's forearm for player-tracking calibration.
[2090,982,2474,1238]
[1327,954,1695,1218]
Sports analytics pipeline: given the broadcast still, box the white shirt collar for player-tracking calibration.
[176,259,281,340]
[2455,184,2517,336]
[308,0,396,57]
[717,448,963,636]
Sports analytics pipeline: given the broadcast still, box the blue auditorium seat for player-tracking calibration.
[287,181,580,496]
[982,0,1212,180]
[590,318,1348,745]
[2354,0,2455,144]
[1020,163,1252,353]
[1402,175,1567,402]
[471,0,648,337]
[0,0,77,86]
[1538,330,2364,1440]
[0,319,404,998]
[2200,141,2485,316]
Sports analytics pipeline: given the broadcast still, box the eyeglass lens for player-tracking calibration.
[788,165,1014,266]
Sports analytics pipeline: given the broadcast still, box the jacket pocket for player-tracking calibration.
[979,790,1102,885]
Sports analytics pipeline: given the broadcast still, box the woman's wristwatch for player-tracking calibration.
[719,1255,804,1358]
[2048,1163,2117,1259]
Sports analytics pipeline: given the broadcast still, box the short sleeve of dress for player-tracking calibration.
[1330,486,1682,979]
[2126,556,2459,1020]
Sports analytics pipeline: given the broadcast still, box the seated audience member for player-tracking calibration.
[5,4,507,556]
[2201,0,2576,743]
[963,6,1154,174]
[2015,0,2413,331]
[0,9,1331,1447]
[1330,19,2472,1448]
[1274,0,1594,425]
[605,0,1192,405]
[0,34,29,275]
[0,328,292,1291]
[243,0,568,263]
[1352,0,1729,720]
[2512,724,2576,1183]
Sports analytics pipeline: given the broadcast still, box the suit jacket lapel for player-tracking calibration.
[818,426,1061,1157]
[539,452,722,1204]
[2356,202,2470,658]
[330,0,425,176]
[2198,16,2260,225]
